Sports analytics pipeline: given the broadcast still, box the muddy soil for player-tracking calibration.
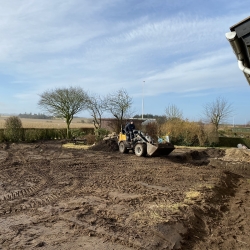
[0,140,249,250]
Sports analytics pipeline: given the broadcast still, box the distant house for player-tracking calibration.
[141,119,157,126]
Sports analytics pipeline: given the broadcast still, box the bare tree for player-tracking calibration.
[104,89,133,132]
[203,97,233,131]
[38,86,88,138]
[165,104,183,121]
[86,94,105,129]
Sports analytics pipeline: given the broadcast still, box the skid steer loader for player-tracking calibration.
[118,129,175,157]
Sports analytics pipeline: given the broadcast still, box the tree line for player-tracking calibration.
[18,113,53,119]
[37,86,234,139]
[38,87,132,138]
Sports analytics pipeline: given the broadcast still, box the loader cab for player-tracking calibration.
[118,128,175,157]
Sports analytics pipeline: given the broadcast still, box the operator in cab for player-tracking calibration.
[125,120,135,141]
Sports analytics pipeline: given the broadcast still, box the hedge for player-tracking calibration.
[0,128,94,142]
[218,137,250,148]
[0,128,249,148]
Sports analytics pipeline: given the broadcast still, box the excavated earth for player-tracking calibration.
[0,140,250,250]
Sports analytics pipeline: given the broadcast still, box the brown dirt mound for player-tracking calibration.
[204,148,225,158]
[223,148,250,162]
[169,148,225,166]
[89,139,119,152]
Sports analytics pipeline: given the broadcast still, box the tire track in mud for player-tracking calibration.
[0,150,8,162]
[0,162,49,215]
[14,178,80,212]
[182,171,243,249]
[1,147,148,249]
[0,178,47,201]
[2,142,249,250]
[0,180,80,216]
[74,152,246,249]
[52,154,166,246]
[0,148,109,216]
[54,154,189,249]
[0,148,209,218]
[79,155,180,199]
[0,148,83,216]
[209,158,250,178]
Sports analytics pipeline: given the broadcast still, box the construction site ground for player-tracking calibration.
[0,140,250,250]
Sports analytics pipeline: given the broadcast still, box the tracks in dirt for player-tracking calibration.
[0,149,131,216]
[0,146,82,216]
[210,158,250,178]
[187,174,250,250]
[0,143,250,249]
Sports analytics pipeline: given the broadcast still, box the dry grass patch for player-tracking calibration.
[62,143,91,150]
[185,191,201,200]
[133,201,188,225]
[0,117,94,129]
[133,209,172,225]
[197,183,214,189]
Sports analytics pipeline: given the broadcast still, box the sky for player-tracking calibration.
[0,0,249,125]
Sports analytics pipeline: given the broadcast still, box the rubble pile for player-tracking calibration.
[90,138,119,152]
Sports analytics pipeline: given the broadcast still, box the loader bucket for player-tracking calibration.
[146,143,175,156]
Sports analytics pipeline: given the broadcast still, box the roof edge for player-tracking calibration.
[230,16,250,31]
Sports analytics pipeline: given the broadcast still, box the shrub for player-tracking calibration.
[142,122,158,142]
[95,128,110,141]
[159,120,219,147]
[4,116,23,142]
[84,134,96,145]
[203,124,219,146]
[24,129,38,142]
[70,129,86,139]
[22,128,68,141]
[54,129,67,139]
[218,137,250,148]
[0,129,5,142]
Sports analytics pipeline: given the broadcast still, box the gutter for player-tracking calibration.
[238,60,250,75]
[225,31,250,84]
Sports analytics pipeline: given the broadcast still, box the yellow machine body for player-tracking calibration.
[118,131,175,157]
[118,133,127,142]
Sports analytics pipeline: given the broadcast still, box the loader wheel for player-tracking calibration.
[134,143,146,157]
[119,142,129,154]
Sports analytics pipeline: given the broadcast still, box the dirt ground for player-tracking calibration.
[0,140,249,250]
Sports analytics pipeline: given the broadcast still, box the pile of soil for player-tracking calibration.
[90,138,119,152]
[168,148,225,166]
[204,148,225,158]
[223,148,250,162]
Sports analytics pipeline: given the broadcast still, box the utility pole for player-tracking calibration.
[142,81,145,119]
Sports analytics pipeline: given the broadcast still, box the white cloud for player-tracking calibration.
[135,48,242,97]
[0,0,114,62]
[0,0,249,120]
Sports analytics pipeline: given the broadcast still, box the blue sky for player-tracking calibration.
[0,0,249,124]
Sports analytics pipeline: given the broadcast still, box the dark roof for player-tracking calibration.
[230,16,250,32]
[227,16,250,85]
